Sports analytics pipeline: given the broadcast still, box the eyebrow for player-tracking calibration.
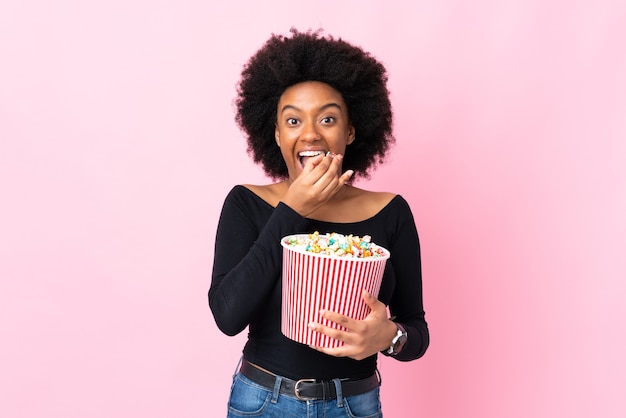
[279,102,343,114]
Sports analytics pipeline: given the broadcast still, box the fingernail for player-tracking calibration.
[326,151,331,157]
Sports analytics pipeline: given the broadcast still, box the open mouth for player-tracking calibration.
[298,150,327,167]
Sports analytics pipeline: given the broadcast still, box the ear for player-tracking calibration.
[347,125,356,145]
[275,123,281,146]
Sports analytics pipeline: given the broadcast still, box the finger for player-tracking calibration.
[309,344,347,358]
[308,330,368,361]
[301,154,335,188]
[308,322,360,357]
[308,321,347,342]
[315,156,350,194]
[312,153,340,177]
[362,290,383,310]
[308,322,355,354]
[302,153,326,173]
[319,308,357,331]
[320,168,353,196]
[340,169,354,184]
[327,153,344,177]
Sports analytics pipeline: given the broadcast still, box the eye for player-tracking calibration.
[321,116,336,124]
[286,118,299,126]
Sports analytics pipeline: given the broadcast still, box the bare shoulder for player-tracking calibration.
[241,182,287,207]
[311,186,397,222]
[345,187,397,214]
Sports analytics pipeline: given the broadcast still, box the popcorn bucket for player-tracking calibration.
[280,234,390,348]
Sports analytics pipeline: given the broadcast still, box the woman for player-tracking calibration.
[209,28,429,417]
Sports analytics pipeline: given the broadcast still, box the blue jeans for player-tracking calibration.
[226,372,383,417]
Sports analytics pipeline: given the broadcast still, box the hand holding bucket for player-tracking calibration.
[281,233,390,348]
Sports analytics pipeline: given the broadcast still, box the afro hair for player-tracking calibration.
[235,28,395,180]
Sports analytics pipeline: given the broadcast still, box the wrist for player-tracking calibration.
[385,322,408,356]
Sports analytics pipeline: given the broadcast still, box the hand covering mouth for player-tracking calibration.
[298,150,327,167]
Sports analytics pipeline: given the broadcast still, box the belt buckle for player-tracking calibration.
[294,378,316,401]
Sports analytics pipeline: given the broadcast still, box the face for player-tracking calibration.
[275,81,355,181]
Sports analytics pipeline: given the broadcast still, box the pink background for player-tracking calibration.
[1,1,625,417]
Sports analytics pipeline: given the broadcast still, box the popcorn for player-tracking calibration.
[280,232,390,347]
[282,231,386,258]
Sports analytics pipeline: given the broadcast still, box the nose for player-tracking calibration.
[300,121,321,142]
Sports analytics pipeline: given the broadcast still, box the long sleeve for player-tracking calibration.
[209,186,308,336]
[383,196,430,361]
[208,188,428,379]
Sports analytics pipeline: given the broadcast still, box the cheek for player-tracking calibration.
[277,144,293,164]
[277,131,299,151]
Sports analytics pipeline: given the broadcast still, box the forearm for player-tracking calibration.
[388,316,429,361]
[384,200,430,361]
[209,202,307,335]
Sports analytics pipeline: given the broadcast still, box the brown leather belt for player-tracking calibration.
[239,359,380,401]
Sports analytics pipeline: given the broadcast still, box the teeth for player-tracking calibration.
[299,151,325,157]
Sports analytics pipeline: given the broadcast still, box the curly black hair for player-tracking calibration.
[235,28,395,180]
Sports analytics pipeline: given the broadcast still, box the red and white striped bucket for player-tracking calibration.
[280,234,390,348]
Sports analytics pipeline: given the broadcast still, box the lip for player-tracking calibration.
[297,148,328,169]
